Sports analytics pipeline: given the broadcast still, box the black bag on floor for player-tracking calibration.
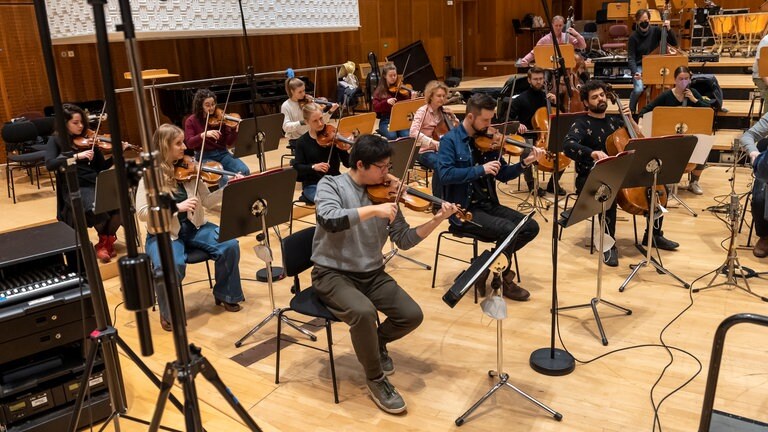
[690,74,723,111]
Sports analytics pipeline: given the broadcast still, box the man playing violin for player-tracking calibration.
[628,8,677,114]
[510,66,565,196]
[519,15,586,67]
[563,80,678,267]
[135,124,246,331]
[292,102,351,203]
[311,134,457,414]
[409,80,458,203]
[184,89,250,187]
[437,93,544,301]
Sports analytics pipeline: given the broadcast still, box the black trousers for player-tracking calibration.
[452,201,540,259]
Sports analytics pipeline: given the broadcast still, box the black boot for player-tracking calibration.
[475,269,490,298]
[642,231,679,251]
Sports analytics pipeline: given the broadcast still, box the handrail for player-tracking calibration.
[113,63,347,94]
[698,313,768,432]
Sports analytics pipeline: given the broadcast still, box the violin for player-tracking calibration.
[299,96,334,109]
[474,130,534,156]
[72,131,141,156]
[366,180,474,223]
[207,108,242,129]
[173,155,237,187]
[315,123,355,148]
[388,78,417,99]
[431,108,458,141]
[605,88,668,215]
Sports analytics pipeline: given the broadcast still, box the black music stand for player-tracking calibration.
[234,113,285,172]
[443,212,562,426]
[94,168,119,214]
[218,168,316,347]
[384,137,432,270]
[556,152,635,346]
[618,136,697,292]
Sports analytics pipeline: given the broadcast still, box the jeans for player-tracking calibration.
[302,184,318,203]
[197,148,250,187]
[630,66,644,114]
[753,178,768,238]
[146,221,244,322]
[417,151,442,199]
[377,116,409,141]
[754,77,768,116]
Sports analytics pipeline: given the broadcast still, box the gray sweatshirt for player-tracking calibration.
[312,172,423,272]
[740,112,768,155]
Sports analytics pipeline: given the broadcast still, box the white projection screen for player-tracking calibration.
[46,0,361,44]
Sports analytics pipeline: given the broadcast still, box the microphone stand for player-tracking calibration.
[529,0,576,376]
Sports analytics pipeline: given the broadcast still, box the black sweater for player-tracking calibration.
[293,132,350,187]
[627,26,678,75]
[509,89,548,133]
[638,88,711,116]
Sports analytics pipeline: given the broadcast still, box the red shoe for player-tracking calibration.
[95,235,111,263]
[105,235,118,258]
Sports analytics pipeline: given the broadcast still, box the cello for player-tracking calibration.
[532,92,571,172]
[605,88,668,215]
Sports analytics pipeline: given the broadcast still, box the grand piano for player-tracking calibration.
[156,76,314,126]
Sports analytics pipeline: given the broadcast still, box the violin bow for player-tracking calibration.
[390,136,421,218]
[194,110,211,197]
[90,101,107,154]
[326,105,345,164]
[496,73,519,163]
[218,77,237,133]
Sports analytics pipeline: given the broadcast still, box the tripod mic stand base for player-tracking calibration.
[256,266,285,282]
[529,348,575,376]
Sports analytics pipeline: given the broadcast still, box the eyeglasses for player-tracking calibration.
[372,162,393,172]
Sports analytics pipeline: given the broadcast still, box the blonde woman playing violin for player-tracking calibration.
[184,89,249,187]
[281,77,339,149]
[135,124,245,331]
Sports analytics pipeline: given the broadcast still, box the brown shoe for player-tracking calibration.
[475,269,490,297]
[215,299,242,312]
[754,237,768,258]
[502,271,530,301]
[160,317,172,332]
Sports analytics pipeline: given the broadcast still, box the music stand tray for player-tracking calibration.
[221,168,317,347]
[641,55,688,86]
[533,44,576,70]
[337,112,377,137]
[94,168,119,214]
[234,113,285,159]
[618,135,697,292]
[447,212,562,426]
[389,98,425,132]
[558,152,635,345]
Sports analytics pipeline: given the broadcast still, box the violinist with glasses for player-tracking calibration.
[373,62,416,140]
[519,15,586,67]
[45,103,133,263]
[639,66,711,195]
[184,88,249,187]
[293,102,352,203]
[438,93,544,301]
[311,133,457,414]
[408,80,459,202]
[281,77,339,151]
[135,124,245,332]
[563,80,678,268]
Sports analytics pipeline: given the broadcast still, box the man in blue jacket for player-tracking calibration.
[437,93,544,301]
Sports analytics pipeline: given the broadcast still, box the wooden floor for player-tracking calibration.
[3,146,768,431]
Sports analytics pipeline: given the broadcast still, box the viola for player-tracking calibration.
[315,123,355,149]
[173,155,236,187]
[532,105,572,172]
[605,89,668,215]
[207,108,242,129]
[366,180,474,222]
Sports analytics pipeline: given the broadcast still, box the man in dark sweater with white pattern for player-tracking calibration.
[311,134,457,414]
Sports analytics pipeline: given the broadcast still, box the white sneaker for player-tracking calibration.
[688,181,703,195]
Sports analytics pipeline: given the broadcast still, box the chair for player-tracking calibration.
[289,194,316,234]
[30,117,55,151]
[602,24,629,54]
[431,225,520,304]
[276,227,340,403]
[2,121,54,203]
[184,247,214,290]
[583,22,601,52]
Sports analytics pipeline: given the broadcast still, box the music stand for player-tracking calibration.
[218,168,316,347]
[556,152,635,345]
[618,135,697,292]
[235,113,285,172]
[443,213,562,426]
[388,98,425,132]
[337,112,376,137]
[383,137,432,270]
[650,106,714,217]
[607,2,630,20]
[534,44,576,70]
[641,55,688,89]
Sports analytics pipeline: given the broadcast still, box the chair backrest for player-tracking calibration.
[1,121,38,145]
[608,24,628,38]
[30,117,55,138]
[282,227,316,278]
[512,19,522,33]
[584,22,598,33]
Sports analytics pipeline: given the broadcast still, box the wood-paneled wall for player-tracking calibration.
[0,0,460,144]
